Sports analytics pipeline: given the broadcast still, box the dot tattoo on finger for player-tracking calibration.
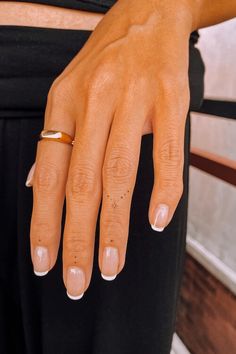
[105,189,130,208]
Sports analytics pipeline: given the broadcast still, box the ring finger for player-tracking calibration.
[99,95,147,279]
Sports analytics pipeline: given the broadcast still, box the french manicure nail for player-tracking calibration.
[101,274,117,281]
[67,292,84,300]
[25,163,35,187]
[101,247,119,281]
[33,246,50,276]
[151,204,169,232]
[66,267,85,300]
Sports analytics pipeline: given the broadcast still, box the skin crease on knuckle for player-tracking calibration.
[103,146,135,185]
[34,161,59,192]
[31,220,56,248]
[64,233,92,266]
[99,207,130,275]
[101,216,127,248]
[66,163,98,199]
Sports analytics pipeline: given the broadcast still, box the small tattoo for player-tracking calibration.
[112,201,118,209]
[105,189,131,207]
[104,238,114,245]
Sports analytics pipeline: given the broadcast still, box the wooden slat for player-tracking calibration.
[190,147,236,186]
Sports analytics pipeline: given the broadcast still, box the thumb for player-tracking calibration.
[25,162,36,187]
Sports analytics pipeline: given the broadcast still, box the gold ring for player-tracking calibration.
[38,129,75,146]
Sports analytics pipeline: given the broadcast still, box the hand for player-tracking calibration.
[26,0,192,299]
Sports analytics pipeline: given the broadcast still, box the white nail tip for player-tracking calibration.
[151,224,164,232]
[25,180,32,187]
[101,273,117,281]
[67,292,84,300]
[34,270,49,276]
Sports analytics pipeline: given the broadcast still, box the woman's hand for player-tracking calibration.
[26,0,193,299]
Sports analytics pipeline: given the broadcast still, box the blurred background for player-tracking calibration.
[172,18,236,354]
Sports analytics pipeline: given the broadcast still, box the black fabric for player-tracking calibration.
[0,26,205,354]
[6,0,117,13]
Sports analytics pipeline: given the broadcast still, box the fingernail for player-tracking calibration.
[101,247,119,281]
[33,246,50,276]
[151,204,169,232]
[66,267,85,300]
[25,163,35,187]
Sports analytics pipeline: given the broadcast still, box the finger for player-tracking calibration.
[30,83,75,276]
[25,162,36,187]
[63,91,116,300]
[149,77,190,232]
[99,98,145,280]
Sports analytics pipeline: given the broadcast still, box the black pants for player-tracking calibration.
[0,26,205,354]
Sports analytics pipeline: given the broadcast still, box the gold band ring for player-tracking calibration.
[38,129,75,146]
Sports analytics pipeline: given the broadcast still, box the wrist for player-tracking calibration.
[151,0,197,34]
[183,0,236,31]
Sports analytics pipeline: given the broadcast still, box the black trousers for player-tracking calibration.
[0,26,205,354]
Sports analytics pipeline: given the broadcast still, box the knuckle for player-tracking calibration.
[159,71,189,98]
[159,74,175,94]
[173,72,189,90]
[159,172,183,192]
[157,73,190,121]
[66,164,97,199]
[86,74,102,95]
[159,138,183,166]
[34,162,59,192]
[48,76,73,106]
[103,146,135,184]
[101,217,125,245]
[159,178,184,201]
[175,81,190,112]
[31,221,55,245]
[65,229,91,262]
[86,62,115,95]
[161,178,183,193]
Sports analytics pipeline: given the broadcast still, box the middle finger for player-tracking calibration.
[63,94,115,300]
